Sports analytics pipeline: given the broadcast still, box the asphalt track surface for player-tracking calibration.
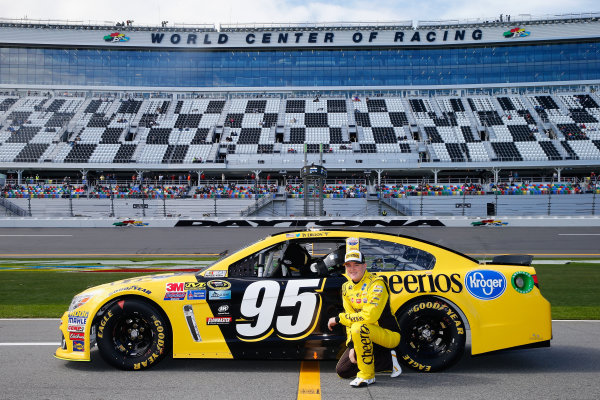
[1,227,599,400]
[0,226,600,257]
[0,320,598,400]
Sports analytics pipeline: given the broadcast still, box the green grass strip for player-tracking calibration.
[0,264,598,319]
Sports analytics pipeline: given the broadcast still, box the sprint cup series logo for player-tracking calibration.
[465,270,506,300]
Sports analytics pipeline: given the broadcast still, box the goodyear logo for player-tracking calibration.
[465,270,506,300]
[207,280,231,290]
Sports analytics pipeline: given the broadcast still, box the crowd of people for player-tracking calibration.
[2,176,598,199]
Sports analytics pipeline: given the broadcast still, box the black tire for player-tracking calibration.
[96,298,170,370]
[396,298,466,372]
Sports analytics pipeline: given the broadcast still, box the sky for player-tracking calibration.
[1,0,598,27]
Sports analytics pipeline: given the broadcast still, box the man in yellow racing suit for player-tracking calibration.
[328,250,402,387]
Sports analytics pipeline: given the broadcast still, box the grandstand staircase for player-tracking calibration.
[0,197,29,216]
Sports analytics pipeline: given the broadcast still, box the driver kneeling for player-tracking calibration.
[328,250,402,388]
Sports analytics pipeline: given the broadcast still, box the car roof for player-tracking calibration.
[269,229,480,264]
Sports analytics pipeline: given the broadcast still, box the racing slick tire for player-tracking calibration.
[96,298,171,370]
[396,298,466,372]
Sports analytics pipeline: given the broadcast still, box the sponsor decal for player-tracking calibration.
[113,219,148,226]
[187,290,206,300]
[165,282,187,300]
[164,291,186,300]
[72,340,85,352]
[104,32,130,42]
[68,310,89,318]
[380,273,463,294]
[471,219,508,226]
[511,271,535,294]
[69,332,85,340]
[207,280,232,291]
[347,237,359,246]
[299,232,330,238]
[503,27,530,38]
[217,304,230,315]
[185,282,206,290]
[175,219,446,227]
[208,290,231,300]
[109,285,152,296]
[206,317,232,325]
[465,270,507,300]
[204,270,227,278]
[67,325,85,333]
[359,324,373,365]
[68,316,87,325]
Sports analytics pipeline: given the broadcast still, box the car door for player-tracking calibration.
[201,240,347,360]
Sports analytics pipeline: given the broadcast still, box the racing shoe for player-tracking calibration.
[349,377,376,388]
[390,350,402,378]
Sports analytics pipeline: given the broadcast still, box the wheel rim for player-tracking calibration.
[405,314,454,358]
[111,312,154,357]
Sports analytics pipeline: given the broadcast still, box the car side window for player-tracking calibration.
[227,244,286,278]
[360,238,436,271]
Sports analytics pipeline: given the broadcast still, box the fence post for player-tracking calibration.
[69,185,74,217]
[547,187,552,216]
[495,191,498,216]
[592,179,597,216]
[162,184,167,217]
[141,183,146,217]
[26,181,32,216]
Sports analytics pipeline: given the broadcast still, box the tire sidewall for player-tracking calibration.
[96,299,169,370]
[396,298,466,372]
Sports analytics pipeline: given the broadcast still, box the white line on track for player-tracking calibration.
[0,343,60,346]
[0,235,73,237]
[558,234,600,236]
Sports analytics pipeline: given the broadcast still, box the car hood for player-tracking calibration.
[77,272,194,296]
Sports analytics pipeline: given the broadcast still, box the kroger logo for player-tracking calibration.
[465,270,506,300]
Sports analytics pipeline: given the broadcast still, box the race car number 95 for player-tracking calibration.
[236,279,322,341]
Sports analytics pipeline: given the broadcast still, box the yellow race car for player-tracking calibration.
[55,230,551,372]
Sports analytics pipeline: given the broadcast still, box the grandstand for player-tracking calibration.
[1,13,600,217]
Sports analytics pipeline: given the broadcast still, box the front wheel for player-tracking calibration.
[96,298,170,370]
[396,298,466,372]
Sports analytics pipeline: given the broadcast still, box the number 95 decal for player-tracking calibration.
[236,279,324,342]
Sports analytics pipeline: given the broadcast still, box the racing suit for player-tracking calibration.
[335,271,401,380]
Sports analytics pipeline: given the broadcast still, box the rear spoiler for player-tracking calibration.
[491,255,534,266]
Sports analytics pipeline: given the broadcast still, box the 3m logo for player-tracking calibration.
[166,283,185,291]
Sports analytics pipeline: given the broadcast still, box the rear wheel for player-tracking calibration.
[396,298,466,372]
[96,298,170,370]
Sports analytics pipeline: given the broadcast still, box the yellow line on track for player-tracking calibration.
[297,361,321,400]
